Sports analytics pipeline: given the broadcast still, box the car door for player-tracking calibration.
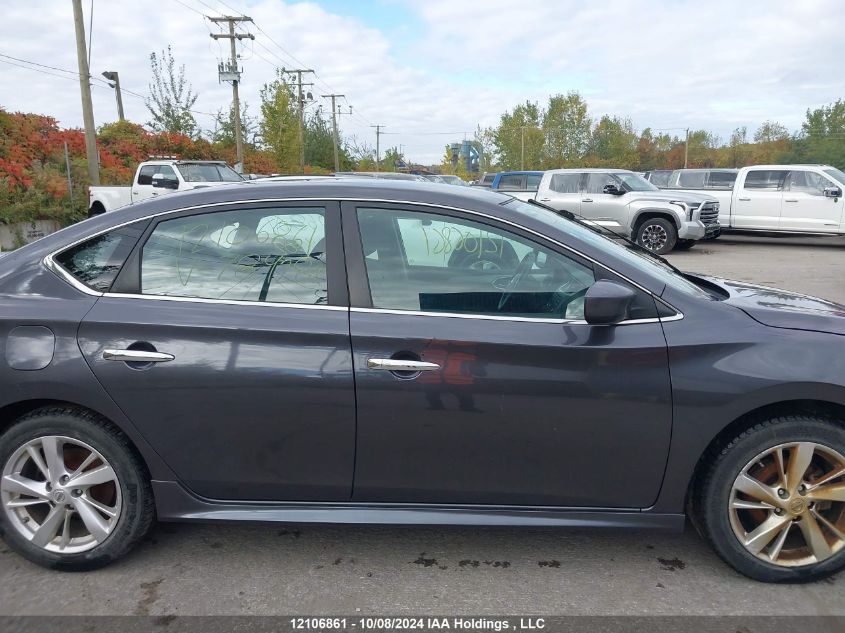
[537,172,583,214]
[780,169,843,233]
[732,169,786,229]
[77,201,356,501]
[343,202,673,508]
[133,164,177,202]
[581,173,627,233]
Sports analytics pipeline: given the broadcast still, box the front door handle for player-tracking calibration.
[784,198,798,202]
[103,349,175,363]
[538,197,551,202]
[738,197,751,201]
[581,198,593,202]
[367,358,440,372]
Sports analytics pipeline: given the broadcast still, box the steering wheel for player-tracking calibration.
[497,250,538,311]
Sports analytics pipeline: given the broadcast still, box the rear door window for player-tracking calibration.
[549,173,581,193]
[677,171,706,188]
[744,170,787,190]
[497,175,525,190]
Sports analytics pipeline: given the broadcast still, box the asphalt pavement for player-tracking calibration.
[1,232,844,617]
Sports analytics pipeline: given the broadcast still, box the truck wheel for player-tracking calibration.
[88,203,105,218]
[674,239,696,251]
[696,416,845,582]
[636,218,677,255]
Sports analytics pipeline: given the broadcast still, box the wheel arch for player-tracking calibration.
[0,398,157,483]
[632,208,682,231]
[685,398,845,514]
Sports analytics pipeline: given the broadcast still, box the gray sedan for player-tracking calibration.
[1,179,844,582]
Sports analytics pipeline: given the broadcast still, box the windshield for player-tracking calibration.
[503,198,711,298]
[823,168,845,187]
[176,163,243,183]
[615,172,659,192]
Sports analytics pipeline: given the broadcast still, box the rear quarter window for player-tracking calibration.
[54,222,146,292]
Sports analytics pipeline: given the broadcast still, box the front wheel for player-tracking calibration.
[0,407,154,570]
[635,217,677,255]
[697,416,845,582]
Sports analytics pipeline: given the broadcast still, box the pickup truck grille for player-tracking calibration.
[700,202,720,226]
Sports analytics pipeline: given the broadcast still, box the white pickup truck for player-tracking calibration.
[88,159,244,216]
[659,164,845,235]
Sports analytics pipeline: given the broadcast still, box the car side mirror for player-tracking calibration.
[584,280,636,325]
[823,186,842,199]
[152,173,179,190]
[602,184,624,196]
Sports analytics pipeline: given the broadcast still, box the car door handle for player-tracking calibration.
[367,358,441,372]
[538,197,551,202]
[784,198,798,202]
[738,197,751,201]
[581,198,593,202]
[103,349,175,363]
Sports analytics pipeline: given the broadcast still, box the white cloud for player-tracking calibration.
[1,0,843,165]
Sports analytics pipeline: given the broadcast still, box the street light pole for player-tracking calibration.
[101,71,125,121]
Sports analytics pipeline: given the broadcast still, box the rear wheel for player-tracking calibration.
[698,416,845,582]
[0,407,154,570]
[635,217,677,255]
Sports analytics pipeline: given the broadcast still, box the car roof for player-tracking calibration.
[545,168,633,174]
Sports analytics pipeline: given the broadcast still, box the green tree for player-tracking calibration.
[728,126,749,167]
[493,101,542,170]
[754,120,790,144]
[259,70,300,172]
[146,46,199,137]
[585,115,637,168]
[542,92,591,168]
[473,125,497,172]
[210,103,257,148]
[784,101,845,168]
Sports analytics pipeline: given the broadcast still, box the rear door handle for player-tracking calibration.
[784,198,798,202]
[103,349,175,363]
[738,197,751,201]
[538,197,551,202]
[581,198,593,202]
[367,358,440,372]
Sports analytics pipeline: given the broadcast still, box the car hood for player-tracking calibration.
[625,189,718,205]
[698,276,845,336]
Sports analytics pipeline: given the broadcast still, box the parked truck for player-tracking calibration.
[528,168,720,254]
[655,165,845,235]
[88,159,244,216]
[489,171,544,200]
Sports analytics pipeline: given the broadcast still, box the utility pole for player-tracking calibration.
[287,70,314,174]
[322,94,344,172]
[72,0,99,186]
[101,71,125,121]
[520,127,526,171]
[210,16,255,173]
[372,125,384,172]
[684,127,690,168]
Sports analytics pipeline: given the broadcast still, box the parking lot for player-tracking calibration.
[1,233,844,617]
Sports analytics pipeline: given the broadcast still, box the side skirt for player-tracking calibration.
[152,481,685,531]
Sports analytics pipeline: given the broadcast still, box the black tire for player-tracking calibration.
[674,239,696,251]
[0,407,154,571]
[88,203,105,218]
[635,217,677,255]
[696,416,845,583]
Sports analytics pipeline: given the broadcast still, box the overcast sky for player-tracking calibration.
[2,0,844,165]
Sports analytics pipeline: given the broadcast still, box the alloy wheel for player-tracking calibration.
[1,435,122,553]
[640,224,668,252]
[729,441,845,567]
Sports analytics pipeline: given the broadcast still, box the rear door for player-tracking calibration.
[537,172,583,214]
[732,169,786,229]
[77,201,356,501]
[780,169,843,233]
[343,201,673,508]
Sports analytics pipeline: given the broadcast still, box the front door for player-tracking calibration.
[581,172,627,234]
[78,202,356,501]
[344,202,672,508]
[780,170,844,233]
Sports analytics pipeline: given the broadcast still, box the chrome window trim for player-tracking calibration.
[103,292,347,311]
[43,196,684,320]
